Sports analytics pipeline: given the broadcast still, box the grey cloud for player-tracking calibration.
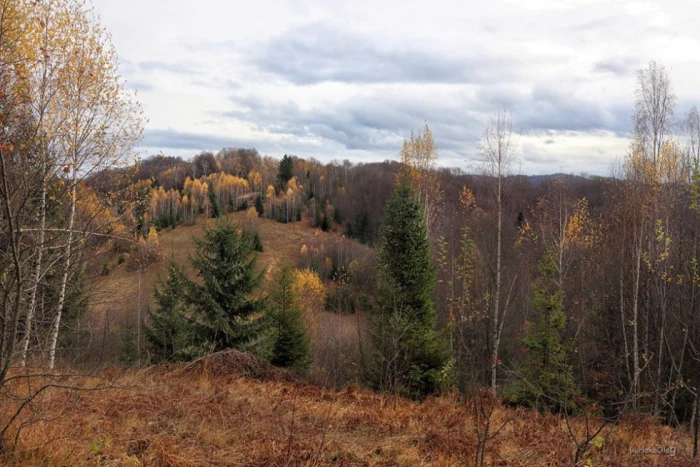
[516,85,632,136]
[142,129,242,150]
[221,90,484,156]
[217,77,633,161]
[248,23,523,85]
[141,128,335,159]
[594,57,642,76]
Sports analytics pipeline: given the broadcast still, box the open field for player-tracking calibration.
[2,351,695,467]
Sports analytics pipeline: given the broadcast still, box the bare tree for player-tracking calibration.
[479,111,518,396]
[634,60,676,174]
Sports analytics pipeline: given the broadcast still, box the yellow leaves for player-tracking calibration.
[459,186,476,211]
[624,137,683,184]
[146,226,159,248]
[294,268,325,333]
[654,218,672,264]
[287,176,299,193]
[564,198,596,248]
[300,244,308,256]
[516,219,536,247]
[265,185,275,199]
[247,170,262,191]
[245,206,258,223]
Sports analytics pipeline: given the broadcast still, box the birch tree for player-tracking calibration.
[480,111,517,396]
[44,0,144,369]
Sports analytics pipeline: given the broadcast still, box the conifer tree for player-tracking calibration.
[369,182,449,397]
[276,154,294,190]
[509,252,578,412]
[209,189,221,218]
[145,264,200,362]
[255,194,265,216]
[186,219,267,352]
[270,265,311,372]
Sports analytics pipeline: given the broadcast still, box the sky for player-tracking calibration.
[93,0,700,175]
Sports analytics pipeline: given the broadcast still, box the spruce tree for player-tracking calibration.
[369,182,449,397]
[509,252,578,412]
[145,264,200,362]
[209,190,221,218]
[186,219,267,352]
[270,265,311,372]
[276,154,294,189]
[255,194,264,216]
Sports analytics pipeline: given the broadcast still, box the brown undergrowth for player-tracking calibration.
[1,352,696,466]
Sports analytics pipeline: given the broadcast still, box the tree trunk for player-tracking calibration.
[490,175,502,396]
[48,178,77,370]
[632,226,643,409]
[20,177,46,367]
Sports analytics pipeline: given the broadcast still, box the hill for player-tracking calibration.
[5,351,692,466]
[79,212,372,371]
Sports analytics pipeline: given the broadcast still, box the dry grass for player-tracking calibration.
[2,352,696,467]
[90,213,348,319]
[84,214,367,362]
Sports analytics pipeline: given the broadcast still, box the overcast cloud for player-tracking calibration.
[94,0,700,175]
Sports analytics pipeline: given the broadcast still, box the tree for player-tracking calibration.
[480,111,518,396]
[270,265,311,372]
[45,0,144,369]
[369,183,449,398]
[145,264,199,362]
[398,123,443,235]
[276,154,294,190]
[145,221,268,360]
[255,193,264,215]
[185,219,267,352]
[634,61,675,174]
[510,252,578,413]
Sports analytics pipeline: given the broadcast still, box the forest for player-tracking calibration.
[2,0,700,464]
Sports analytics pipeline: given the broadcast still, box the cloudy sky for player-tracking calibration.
[93,0,700,175]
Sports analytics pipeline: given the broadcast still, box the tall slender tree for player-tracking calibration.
[369,182,449,397]
[480,111,518,395]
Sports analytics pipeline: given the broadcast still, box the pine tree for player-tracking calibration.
[369,183,450,397]
[186,219,267,352]
[270,265,311,372]
[509,252,578,412]
[145,264,200,362]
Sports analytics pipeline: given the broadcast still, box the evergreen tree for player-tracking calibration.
[255,194,264,216]
[276,154,294,189]
[509,252,578,412]
[252,231,264,252]
[186,219,267,352]
[145,264,200,362]
[270,265,311,372]
[369,183,450,397]
[119,322,139,365]
[209,189,221,218]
